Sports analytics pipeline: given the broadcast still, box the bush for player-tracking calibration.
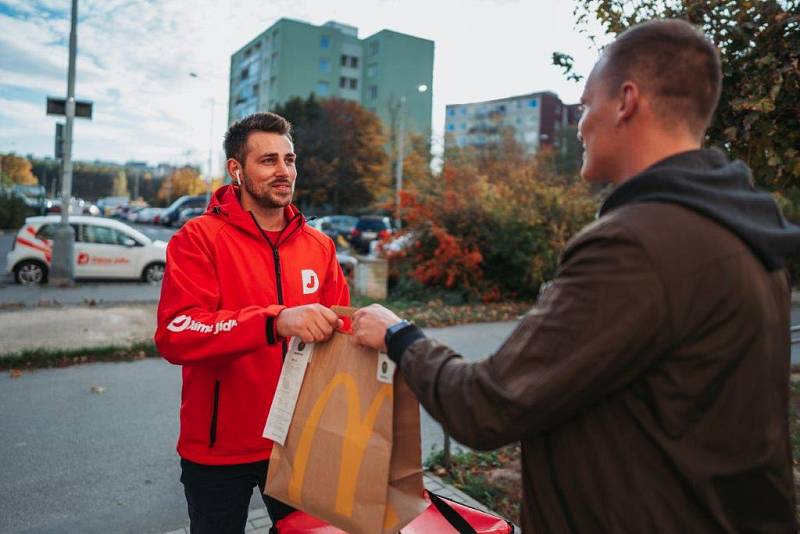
[391,141,598,301]
[0,191,32,230]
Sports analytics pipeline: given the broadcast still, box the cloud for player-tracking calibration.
[0,0,601,170]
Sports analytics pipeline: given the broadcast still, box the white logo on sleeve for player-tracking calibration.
[167,314,192,332]
[166,314,238,334]
[301,269,319,295]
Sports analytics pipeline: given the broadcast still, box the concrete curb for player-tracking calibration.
[793,291,800,305]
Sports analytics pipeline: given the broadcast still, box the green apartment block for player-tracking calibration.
[228,19,434,138]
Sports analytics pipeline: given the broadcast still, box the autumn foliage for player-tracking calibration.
[391,139,598,301]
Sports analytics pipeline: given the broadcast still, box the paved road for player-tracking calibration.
[0,321,517,534]
[0,223,175,304]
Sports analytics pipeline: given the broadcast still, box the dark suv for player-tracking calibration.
[349,215,393,254]
[161,195,207,227]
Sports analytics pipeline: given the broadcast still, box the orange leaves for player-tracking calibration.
[411,225,483,289]
[396,140,598,300]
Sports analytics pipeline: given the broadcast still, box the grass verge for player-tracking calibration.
[351,296,533,327]
[0,341,159,372]
[426,445,522,525]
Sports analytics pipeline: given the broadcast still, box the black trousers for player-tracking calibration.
[180,458,296,534]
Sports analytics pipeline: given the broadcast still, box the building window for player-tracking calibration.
[349,78,357,90]
[460,123,466,130]
[317,81,330,96]
[271,51,278,62]
[368,85,377,99]
[340,55,348,66]
[349,56,358,68]
[460,108,466,115]
[447,108,455,117]
[529,99,538,108]
[447,124,455,131]
[320,35,331,49]
[367,63,377,78]
[270,76,276,89]
[319,58,331,73]
[367,41,379,57]
[240,67,249,79]
[339,77,347,88]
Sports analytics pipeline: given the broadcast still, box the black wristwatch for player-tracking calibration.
[384,320,425,365]
[384,320,413,348]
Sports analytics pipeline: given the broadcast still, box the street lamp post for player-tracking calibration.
[189,72,217,206]
[206,99,215,206]
[394,84,428,230]
[50,0,79,286]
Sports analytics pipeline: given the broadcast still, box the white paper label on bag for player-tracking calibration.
[263,338,314,446]
[376,352,396,384]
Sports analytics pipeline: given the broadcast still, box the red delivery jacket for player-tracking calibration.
[155,185,350,465]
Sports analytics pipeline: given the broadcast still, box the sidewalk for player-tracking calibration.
[162,473,494,534]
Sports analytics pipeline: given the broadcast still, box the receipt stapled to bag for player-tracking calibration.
[263,337,314,446]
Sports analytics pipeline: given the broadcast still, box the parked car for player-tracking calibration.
[135,207,166,225]
[336,245,358,280]
[161,195,207,227]
[349,215,393,254]
[309,215,358,240]
[6,215,167,286]
[125,205,147,222]
[178,207,205,226]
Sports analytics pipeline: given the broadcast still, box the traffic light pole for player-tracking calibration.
[50,0,78,286]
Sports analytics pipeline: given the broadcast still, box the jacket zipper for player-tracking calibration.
[250,212,303,360]
[209,380,220,447]
[273,247,288,360]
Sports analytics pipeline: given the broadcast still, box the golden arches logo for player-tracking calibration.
[288,372,393,517]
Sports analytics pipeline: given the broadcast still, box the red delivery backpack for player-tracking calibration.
[275,491,516,533]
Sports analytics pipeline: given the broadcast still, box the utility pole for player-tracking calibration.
[49,0,79,286]
[207,99,214,206]
[393,84,428,230]
[394,97,406,230]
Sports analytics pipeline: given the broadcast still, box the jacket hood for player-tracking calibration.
[206,184,305,245]
[600,149,800,270]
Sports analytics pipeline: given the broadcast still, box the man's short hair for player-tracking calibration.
[223,112,293,164]
[601,19,722,138]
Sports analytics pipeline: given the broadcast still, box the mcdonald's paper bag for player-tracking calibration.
[265,330,427,534]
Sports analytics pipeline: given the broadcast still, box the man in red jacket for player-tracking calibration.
[155,112,350,533]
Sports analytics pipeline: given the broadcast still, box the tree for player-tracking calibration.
[1,154,38,186]
[393,135,598,301]
[111,170,128,197]
[274,95,388,213]
[555,0,800,192]
[158,166,206,202]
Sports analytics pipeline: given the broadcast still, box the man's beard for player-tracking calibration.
[241,173,294,209]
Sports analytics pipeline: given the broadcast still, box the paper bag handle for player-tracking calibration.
[331,305,357,318]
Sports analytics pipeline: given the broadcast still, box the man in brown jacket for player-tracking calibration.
[353,19,799,533]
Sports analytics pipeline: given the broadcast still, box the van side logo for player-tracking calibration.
[301,269,319,295]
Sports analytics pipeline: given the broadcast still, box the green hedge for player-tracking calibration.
[0,191,31,230]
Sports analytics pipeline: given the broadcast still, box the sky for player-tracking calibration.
[0,0,607,175]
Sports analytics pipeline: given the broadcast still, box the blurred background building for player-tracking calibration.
[228,18,434,137]
[444,91,581,154]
